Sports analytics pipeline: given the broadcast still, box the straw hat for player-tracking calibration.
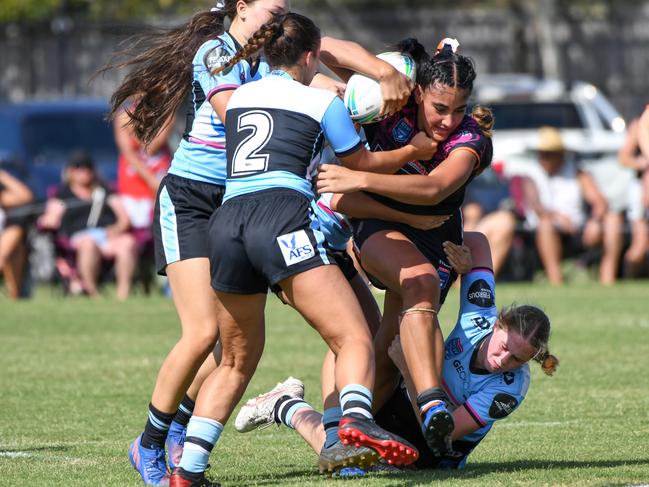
[536,126,565,153]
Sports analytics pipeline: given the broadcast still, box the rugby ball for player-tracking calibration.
[344,51,416,124]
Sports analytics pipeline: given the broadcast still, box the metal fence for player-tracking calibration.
[1,2,648,119]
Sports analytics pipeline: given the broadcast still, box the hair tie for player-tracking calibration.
[211,0,225,12]
[435,37,460,55]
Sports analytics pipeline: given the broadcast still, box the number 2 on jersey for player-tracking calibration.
[231,110,273,176]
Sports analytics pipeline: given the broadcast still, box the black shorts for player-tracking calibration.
[375,384,475,470]
[269,247,358,298]
[209,189,336,294]
[153,174,225,275]
[351,211,463,304]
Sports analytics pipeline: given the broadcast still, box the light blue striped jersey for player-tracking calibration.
[442,268,530,447]
[223,70,362,202]
[168,32,271,185]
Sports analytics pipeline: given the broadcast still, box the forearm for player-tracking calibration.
[320,36,390,80]
[345,145,418,174]
[358,172,446,205]
[333,192,410,222]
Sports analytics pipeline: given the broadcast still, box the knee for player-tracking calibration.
[114,234,137,258]
[400,273,439,303]
[180,327,220,356]
[75,237,99,254]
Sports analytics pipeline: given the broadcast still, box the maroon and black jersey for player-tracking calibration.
[363,97,493,215]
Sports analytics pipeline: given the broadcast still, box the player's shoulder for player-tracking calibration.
[195,35,237,69]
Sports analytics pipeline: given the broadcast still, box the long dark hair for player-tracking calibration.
[213,12,320,76]
[396,37,493,136]
[103,1,246,145]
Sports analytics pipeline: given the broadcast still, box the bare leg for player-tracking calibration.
[535,215,564,285]
[280,265,374,392]
[186,343,221,401]
[624,219,649,277]
[0,225,26,299]
[75,236,102,297]
[321,273,381,409]
[109,234,137,300]
[598,212,624,285]
[475,211,516,276]
[372,290,404,411]
[461,202,483,232]
[291,408,326,454]
[360,231,443,394]
[150,258,221,414]
[193,292,266,424]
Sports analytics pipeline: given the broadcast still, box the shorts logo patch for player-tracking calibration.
[392,119,413,144]
[438,264,452,289]
[488,393,518,419]
[206,46,233,73]
[467,279,494,307]
[277,230,315,266]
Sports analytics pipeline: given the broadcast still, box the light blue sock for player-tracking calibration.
[178,416,223,473]
[339,384,373,419]
[322,407,342,448]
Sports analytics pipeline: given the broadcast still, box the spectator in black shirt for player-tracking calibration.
[38,151,137,299]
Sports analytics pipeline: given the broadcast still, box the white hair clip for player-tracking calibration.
[211,0,226,12]
[435,37,460,54]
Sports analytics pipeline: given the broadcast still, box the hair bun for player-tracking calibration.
[541,354,560,376]
[435,37,460,55]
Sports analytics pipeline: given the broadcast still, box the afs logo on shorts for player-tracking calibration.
[392,119,413,144]
[277,230,315,266]
[489,393,518,419]
[467,279,494,307]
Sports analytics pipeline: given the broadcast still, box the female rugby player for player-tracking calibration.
[167,12,439,487]
[316,37,495,456]
[107,2,425,484]
[235,232,559,475]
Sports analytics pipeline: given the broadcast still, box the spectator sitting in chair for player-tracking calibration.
[38,151,137,299]
[522,127,621,286]
[0,169,33,299]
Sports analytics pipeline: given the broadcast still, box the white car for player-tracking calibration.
[472,74,634,212]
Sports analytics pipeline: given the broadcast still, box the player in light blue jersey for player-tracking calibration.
[166,13,441,486]
[236,232,559,475]
[107,1,423,485]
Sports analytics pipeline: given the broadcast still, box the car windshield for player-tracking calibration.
[489,102,584,130]
[21,112,117,163]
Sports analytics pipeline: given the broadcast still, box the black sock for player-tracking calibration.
[173,394,195,427]
[141,403,176,449]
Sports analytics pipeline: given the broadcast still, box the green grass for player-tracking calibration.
[1,282,648,486]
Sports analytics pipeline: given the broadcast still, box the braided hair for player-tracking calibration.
[213,12,321,76]
[397,37,493,137]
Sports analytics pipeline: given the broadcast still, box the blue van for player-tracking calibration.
[0,99,118,200]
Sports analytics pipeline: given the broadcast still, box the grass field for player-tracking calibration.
[1,281,649,486]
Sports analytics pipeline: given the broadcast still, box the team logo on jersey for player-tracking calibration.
[277,230,315,266]
[489,393,518,419]
[392,119,413,144]
[503,371,515,385]
[467,279,494,308]
[470,316,491,330]
[206,46,233,73]
[445,337,464,358]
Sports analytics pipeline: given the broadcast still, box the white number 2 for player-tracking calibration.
[231,110,273,176]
